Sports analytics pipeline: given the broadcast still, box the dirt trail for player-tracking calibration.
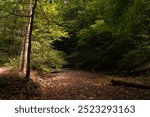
[0,68,150,99]
[32,69,150,100]
[0,67,11,73]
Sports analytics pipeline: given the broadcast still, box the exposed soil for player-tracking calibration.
[0,67,150,100]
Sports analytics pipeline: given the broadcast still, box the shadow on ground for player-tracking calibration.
[0,69,41,100]
[0,68,150,100]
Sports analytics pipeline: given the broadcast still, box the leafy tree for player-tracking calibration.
[31,1,68,73]
[0,0,68,77]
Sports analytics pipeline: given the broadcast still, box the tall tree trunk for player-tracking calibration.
[25,0,37,80]
[21,21,29,74]
[21,1,29,74]
[21,22,26,72]
[22,26,28,74]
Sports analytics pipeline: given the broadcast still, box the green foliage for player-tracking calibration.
[31,41,66,73]
[61,0,150,71]
[0,0,68,73]
[5,57,21,70]
[105,0,149,34]
[31,1,68,73]
[0,53,9,66]
[34,2,68,41]
[0,0,150,73]
[0,0,23,66]
[120,48,150,70]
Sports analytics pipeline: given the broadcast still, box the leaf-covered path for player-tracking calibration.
[0,67,150,100]
[32,69,150,100]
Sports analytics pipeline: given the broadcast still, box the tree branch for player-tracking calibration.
[0,8,31,17]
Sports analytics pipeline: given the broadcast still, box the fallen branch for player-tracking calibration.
[111,79,150,90]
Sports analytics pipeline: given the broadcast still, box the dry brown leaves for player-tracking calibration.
[0,68,150,100]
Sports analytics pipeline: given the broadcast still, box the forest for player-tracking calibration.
[0,0,150,99]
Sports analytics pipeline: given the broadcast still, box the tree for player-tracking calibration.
[24,0,37,80]
[31,0,68,73]
[0,0,24,65]
[0,0,68,78]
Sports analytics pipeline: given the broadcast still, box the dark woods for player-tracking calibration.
[0,0,150,76]
[54,0,150,75]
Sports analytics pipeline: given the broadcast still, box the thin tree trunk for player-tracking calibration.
[21,1,29,74]
[21,21,29,74]
[25,0,37,80]
[20,22,26,72]
[22,28,28,74]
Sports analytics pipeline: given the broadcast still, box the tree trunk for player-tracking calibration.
[25,0,37,80]
[21,29,28,74]
[21,22,26,72]
[21,1,29,74]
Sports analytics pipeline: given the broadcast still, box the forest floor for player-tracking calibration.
[0,67,150,100]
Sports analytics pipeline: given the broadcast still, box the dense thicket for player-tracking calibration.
[55,0,150,72]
